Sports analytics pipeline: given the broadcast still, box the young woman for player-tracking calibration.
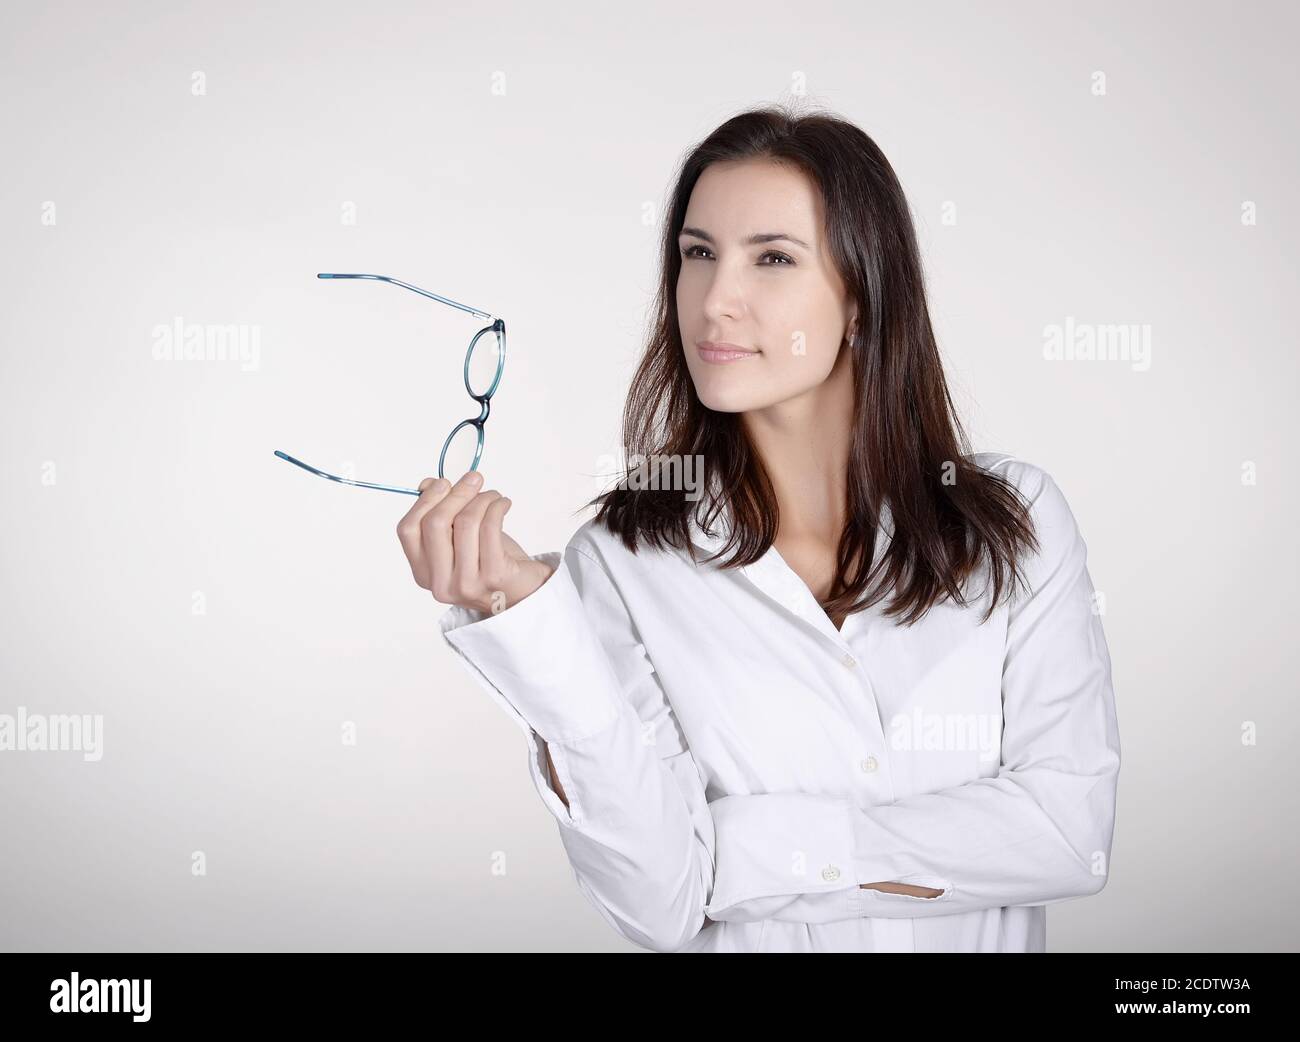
[396,105,1120,953]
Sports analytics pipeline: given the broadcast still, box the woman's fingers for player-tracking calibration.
[449,489,502,601]
[393,471,546,613]
[396,470,519,609]
[479,496,513,586]
[423,470,488,600]
[396,476,450,588]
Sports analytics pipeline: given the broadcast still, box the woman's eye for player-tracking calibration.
[680,245,794,266]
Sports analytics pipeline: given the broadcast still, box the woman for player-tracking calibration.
[396,104,1121,953]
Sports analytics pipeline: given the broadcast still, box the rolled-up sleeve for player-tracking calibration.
[438,541,717,952]
[703,467,1121,923]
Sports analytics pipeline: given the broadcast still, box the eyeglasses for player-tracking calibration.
[274,273,506,496]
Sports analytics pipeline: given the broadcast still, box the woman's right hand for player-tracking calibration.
[396,469,556,616]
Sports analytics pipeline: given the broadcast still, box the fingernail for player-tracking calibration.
[418,478,434,492]
[466,471,483,485]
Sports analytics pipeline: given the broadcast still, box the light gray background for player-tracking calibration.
[1,0,1295,952]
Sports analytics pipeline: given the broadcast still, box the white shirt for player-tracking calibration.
[437,452,1120,952]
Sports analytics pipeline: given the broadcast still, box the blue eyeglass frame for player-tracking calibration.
[273,272,506,496]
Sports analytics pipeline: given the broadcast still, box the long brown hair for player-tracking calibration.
[583,102,1038,627]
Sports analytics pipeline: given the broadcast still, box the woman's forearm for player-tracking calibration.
[547,738,942,899]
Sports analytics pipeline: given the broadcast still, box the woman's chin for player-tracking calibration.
[694,387,772,414]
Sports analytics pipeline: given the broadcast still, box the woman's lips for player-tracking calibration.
[697,341,760,364]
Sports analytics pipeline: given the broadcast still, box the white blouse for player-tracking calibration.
[437,452,1121,952]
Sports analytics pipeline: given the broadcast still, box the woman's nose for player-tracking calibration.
[700,267,747,321]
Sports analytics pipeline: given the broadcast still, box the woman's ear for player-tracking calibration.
[845,304,860,346]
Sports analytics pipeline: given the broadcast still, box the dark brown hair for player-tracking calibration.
[583,102,1038,627]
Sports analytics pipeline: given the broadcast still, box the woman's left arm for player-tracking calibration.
[702,465,1121,923]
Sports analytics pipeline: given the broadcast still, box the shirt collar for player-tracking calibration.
[685,489,895,647]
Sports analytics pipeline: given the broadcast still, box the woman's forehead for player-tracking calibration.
[686,160,822,239]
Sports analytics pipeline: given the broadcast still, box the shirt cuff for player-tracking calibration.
[704,792,861,921]
[437,551,623,746]
[851,807,956,909]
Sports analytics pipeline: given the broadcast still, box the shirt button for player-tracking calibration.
[840,653,857,669]
[859,756,878,773]
[821,865,841,882]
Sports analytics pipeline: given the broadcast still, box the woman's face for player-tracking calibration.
[676,158,857,414]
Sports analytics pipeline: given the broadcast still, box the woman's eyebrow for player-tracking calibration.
[679,226,811,249]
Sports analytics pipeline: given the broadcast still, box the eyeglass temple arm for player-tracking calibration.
[272,450,421,496]
[317,273,496,323]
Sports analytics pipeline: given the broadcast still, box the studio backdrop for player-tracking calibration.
[1,0,1296,952]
